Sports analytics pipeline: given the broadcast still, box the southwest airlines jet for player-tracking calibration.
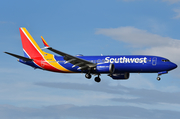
[5,28,177,82]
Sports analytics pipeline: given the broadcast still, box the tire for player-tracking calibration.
[85,73,91,79]
[94,77,101,82]
[157,77,161,81]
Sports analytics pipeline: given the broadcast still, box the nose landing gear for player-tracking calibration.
[157,77,161,81]
[157,71,168,81]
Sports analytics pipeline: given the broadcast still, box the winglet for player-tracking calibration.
[41,36,50,47]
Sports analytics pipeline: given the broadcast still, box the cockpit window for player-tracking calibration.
[162,59,170,62]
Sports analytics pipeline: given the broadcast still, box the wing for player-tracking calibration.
[41,36,96,70]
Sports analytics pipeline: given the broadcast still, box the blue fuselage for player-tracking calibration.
[53,55,177,74]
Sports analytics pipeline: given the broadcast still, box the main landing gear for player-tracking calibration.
[85,73,91,79]
[85,73,101,83]
[94,76,101,83]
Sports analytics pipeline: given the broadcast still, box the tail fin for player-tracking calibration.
[19,27,45,59]
[19,28,71,72]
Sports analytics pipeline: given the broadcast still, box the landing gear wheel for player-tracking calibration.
[94,77,101,83]
[85,73,91,79]
[157,77,161,81]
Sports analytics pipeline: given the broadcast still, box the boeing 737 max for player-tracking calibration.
[4,28,178,82]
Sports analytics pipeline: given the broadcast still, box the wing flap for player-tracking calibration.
[48,47,96,69]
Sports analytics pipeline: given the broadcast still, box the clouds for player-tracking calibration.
[20,81,180,118]
[4,73,180,119]
[96,26,180,63]
[35,81,180,105]
[160,0,180,19]
[96,27,180,48]
[1,80,180,119]
[121,0,180,20]
[173,9,180,19]
[1,104,180,119]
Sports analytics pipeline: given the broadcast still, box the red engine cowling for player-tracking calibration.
[111,73,130,80]
[95,63,115,74]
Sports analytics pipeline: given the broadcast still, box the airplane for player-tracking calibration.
[4,27,177,82]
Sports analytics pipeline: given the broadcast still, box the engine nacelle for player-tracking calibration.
[111,73,130,80]
[95,63,115,73]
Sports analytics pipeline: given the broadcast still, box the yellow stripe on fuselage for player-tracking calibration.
[43,53,74,73]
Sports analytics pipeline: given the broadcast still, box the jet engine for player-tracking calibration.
[95,63,115,74]
[111,73,130,80]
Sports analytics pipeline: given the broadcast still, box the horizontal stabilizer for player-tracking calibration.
[4,52,33,61]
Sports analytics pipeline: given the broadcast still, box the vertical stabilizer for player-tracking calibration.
[19,27,71,73]
[19,27,45,59]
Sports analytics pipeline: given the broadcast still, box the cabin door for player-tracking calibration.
[152,57,157,66]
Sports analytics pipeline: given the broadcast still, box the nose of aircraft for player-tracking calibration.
[169,62,178,70]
